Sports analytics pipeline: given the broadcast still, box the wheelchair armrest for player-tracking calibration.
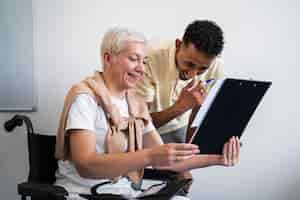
[18,182,68,199]
[143,168,179,181]
[137,178,193,200]
[79,193,128,200]
[143,169,193,197]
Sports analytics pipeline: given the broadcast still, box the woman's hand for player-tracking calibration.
[220,136,240,166]
[148,143,200,167]
[152,136,241,172]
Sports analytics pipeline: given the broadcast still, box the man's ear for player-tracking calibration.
[175,39,182,50]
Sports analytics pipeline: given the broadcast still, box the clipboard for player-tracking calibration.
[190,78,272,154]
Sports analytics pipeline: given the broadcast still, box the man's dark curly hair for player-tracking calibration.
[182,20,224,57]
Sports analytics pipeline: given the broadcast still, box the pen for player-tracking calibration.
[204,79,215,85]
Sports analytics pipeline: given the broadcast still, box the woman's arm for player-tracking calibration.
[69,129,199,179]
[162,136,240,171]
[69,129,151,179]
[143,131,240,172]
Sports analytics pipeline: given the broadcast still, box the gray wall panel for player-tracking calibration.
[0,0,35,111]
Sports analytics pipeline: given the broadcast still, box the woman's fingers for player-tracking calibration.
[232,137,237,165]
[171,143,199,151]
[230,136,240,166]
[169,143,200,162]
[235,136,240,164]
[174,149,200,156]
[229,137,234,166]
[222,136,241,167]
[223,141,228,166]
[173,154,196,162]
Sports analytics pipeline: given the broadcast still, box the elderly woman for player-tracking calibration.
[54,28,240,200]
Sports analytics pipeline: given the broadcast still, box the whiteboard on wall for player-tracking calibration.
[0,0,36,111]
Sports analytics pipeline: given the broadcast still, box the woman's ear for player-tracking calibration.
[103,52,112,67]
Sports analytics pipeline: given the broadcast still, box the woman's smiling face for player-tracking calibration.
[108,41,147,90]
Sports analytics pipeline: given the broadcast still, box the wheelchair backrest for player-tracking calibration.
[27,133,58,184]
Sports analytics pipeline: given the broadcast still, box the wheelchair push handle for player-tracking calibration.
[4,115,34,134]
[4,115,23,132]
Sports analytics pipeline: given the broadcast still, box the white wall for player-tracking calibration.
[1,0,299,199]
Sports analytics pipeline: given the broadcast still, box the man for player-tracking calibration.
[136,20,224,143]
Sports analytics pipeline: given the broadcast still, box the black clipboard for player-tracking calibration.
[191,78,272,154]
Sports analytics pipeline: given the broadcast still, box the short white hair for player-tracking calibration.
[100,27,147,65]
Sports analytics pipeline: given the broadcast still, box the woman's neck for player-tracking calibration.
[101,71,126,99]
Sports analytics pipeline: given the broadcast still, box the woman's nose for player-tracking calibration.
[137,61,145,71]
[136,61,145,73]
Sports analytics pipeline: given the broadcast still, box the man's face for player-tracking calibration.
[175,39,214,80]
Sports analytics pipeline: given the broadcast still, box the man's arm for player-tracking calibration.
[150,79,206,128]
[149,102,186,128]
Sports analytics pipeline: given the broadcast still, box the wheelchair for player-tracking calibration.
[4,115,192,200]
